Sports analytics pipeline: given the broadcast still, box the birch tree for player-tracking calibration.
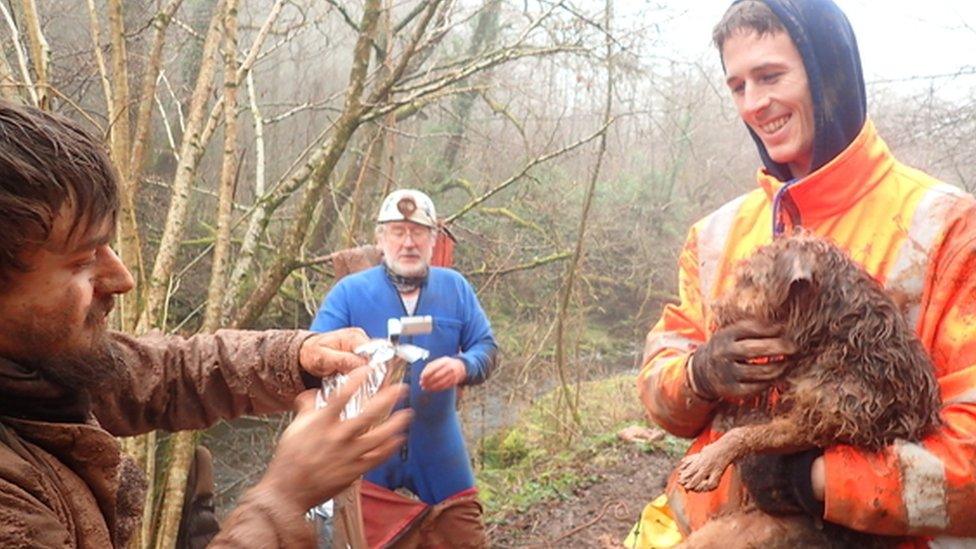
[6,1,648,545]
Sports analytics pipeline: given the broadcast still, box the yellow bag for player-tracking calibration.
[622,494,683,548]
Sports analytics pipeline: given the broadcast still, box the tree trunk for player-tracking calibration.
[553,0,615,428]
[153,431,197,549]
[152,3,239,548]
[232,0,385,329]
[17,0,49,108]
[340,0,394,249]
[439,0,502,180]
[104,0,149,332]
[136,0,226,334]
[202,0,240,331]
[221,70,267,319]
[120,0,185,330]
[233,0,445,328]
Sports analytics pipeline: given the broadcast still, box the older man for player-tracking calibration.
[637,0,976,545]
[0,100,411,548]
[311,189,498,547]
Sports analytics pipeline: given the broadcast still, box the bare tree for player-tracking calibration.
[15,0,948,544]
[552,0,615,428]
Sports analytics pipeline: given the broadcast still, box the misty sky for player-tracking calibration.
[656,0,976,96]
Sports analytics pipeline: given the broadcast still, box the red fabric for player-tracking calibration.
[361,480,429,548]
[431,227,455,268]
[387,488,486,549]
[361,483,484,548]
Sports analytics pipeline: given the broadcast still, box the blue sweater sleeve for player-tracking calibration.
[310,282,350,332]
[457,277,498,386]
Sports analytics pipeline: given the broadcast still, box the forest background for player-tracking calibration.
[1,0,973,546]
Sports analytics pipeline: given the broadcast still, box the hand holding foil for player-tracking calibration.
[310,332,429,549]
[316,339,429,419]
[261,368,410,513]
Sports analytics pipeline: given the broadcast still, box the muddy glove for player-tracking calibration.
[687,320,796,401]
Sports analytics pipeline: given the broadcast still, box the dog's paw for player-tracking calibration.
[677,452,726,492]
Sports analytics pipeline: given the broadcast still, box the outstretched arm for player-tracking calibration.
[92,328,369,436]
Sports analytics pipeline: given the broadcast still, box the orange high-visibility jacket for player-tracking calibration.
[638,120,976,543]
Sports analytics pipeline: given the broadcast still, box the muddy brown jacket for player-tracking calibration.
[0,329,320,548]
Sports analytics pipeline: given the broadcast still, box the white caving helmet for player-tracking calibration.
[376,189,438,228]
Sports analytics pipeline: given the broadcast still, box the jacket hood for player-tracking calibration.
[0,357,90,423]
[730,0,867,181]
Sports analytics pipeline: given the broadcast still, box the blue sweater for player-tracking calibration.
[310,266,497,504]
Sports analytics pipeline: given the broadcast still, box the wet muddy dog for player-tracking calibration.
[677,230,942,548]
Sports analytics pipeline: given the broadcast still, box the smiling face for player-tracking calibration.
[0,208,135,388]
[376,221,435,279]
[722,30,816,178]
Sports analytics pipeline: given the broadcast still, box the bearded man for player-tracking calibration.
[310,189,498,547]
[0,100,411,548]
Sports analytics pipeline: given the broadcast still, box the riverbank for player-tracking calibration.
[488,444,677,547]
[472,374,686,546]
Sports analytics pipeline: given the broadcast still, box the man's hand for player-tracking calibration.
[689,320,796,401]
[419,357,466,392]
[259,367,412,511]
[299,327,370,378]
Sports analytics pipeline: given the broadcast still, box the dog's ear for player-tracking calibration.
[788,253,812,284]
[774,249,814,306]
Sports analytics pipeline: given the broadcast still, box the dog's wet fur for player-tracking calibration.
[677,230,942,548]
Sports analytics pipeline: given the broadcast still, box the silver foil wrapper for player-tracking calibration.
[313,339,428,417]
[308,339,428,547]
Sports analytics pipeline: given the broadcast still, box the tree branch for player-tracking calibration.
[466,251,572,277]
[232,0,383,328]
[445,118,613,224]
[0,2,39,106]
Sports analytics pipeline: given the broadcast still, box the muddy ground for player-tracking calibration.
[488,445,678,548]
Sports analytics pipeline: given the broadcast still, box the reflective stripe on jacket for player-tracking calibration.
[637,119,976,543]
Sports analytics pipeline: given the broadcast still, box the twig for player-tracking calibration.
[445,118,613,223]
[548,499,629,544]
[0,1,39,106]
[324,0,360,32]
[466,251,572,278]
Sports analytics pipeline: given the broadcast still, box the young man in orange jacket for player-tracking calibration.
[638,0,976,545]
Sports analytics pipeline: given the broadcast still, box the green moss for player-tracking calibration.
[476,373,673,521]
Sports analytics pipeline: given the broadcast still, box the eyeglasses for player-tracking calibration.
[384,225,434,242]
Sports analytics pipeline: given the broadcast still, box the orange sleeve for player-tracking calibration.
[637,226,717,438]
[823,203,976,537]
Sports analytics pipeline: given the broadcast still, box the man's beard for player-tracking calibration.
[31,332,121,390]
[383,256,429,293]
[385,254,429,278]
[18,297,125,391]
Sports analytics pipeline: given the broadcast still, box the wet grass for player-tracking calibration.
[474,374,689,521]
